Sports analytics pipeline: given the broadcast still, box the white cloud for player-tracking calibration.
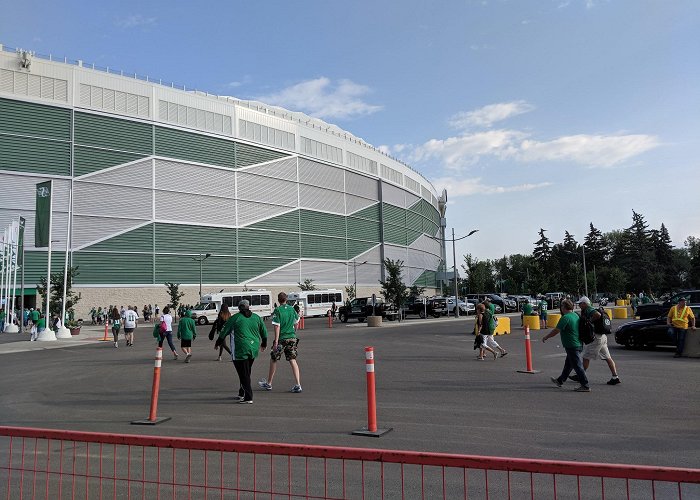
[449,100,535,129]
[431,177,552,198]
[116,14,156,28]
[255,77,382,121]
[411,129,526,170]
[517,134,660,167]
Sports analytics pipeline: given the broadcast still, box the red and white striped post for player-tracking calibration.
[517,326,541,374]
[131,347,171,425]
[352,347,392,437]
[99,321,111,342]
[327,310,333,329]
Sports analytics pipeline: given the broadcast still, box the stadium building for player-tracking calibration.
[0,45,447,318]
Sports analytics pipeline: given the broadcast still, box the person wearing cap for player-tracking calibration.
[542,299,590,392]
[219,299,268,403]
[667,297,695,358]
[177,309,197,363]
[258,292,302,393]
[570,296,620,386]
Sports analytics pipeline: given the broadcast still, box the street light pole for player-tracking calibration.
[352,260,368,300]
[192,253,212,301]
[582,246,588,297]
[452,228,459,318]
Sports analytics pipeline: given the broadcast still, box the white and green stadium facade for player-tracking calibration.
[0,46,447,317]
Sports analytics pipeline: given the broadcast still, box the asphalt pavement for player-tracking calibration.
[0,313,698,469]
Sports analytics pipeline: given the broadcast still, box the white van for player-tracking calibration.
[287,290,343,318]
[191,290,273,324]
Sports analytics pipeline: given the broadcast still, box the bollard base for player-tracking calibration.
[352,427,393,437]
[130,416,171,426]
[516,369,541,374]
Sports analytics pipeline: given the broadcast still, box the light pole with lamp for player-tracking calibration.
[352,260,368,300]
[191,253,212,301]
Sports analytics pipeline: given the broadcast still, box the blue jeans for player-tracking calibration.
[159,331,177,352]
[558,347,589,387]
[667,327,687,355]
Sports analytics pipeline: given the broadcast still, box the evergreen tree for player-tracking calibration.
[584,223,607,267]
[533,228,553,264]
[298,279,317,291]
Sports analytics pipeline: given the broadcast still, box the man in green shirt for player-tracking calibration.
[542,299,590,392]
[259,292,302,393]
[29,308,40,341]
[176,310,197,363]
[220,299,268,403]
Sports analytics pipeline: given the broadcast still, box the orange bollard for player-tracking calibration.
[328,311,332,329]
[131,347,171,425]
[352,347,392,437]
[99,321,111,342]
[517,326,541,374]
[299,315,305,330]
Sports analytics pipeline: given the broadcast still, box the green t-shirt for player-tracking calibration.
[36,318,46,330]
[272,304,299,340]
[487,303,495,315]
[31,310,40,321]
[523,303,534,315]
[556,312,581,348]
[176,316,197,341]
[539,301,548,315]
[220,312,268,360]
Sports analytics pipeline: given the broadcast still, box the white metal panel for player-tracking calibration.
[351,244,382,264]
[153,86,235,118]
[236,106,297,134]
[0,208,68,250]
[383,244,408,263]
[241,156,297,182]
[155,159,235,198]
[404,190,420,209]
[345,171,378,200]
[299,260,352,285]
[298,184,344,214]
[381,182,405,207]
[237,173,297,207]
[345,195,376,216]
[248,260,301,286]
[298,158,344,190]
[408,234,442,255]
[71,215,146,249]
[0,69,13,94]
[236,201,292,227]
[75,66,153,97]
[406,247,440,270]
[74,182,151,219]
[79,159,153,188]
[0,174,70,211]
[155,190,236,224]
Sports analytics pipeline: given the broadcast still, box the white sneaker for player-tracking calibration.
[258,379,272,391]
[114,342,118,348]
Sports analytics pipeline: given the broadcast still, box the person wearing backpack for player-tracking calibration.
[542,299,590,392]
[570,296,620,386]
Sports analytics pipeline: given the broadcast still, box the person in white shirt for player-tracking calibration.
[158,306,178,359]
[123,306,139,347]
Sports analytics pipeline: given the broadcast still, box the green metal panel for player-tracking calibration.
[155,254,236,284]
[75,112,153,154]
[407,228,423,245]
[73,146,145,177]
[347,217,380,242]
[235,142,289,168]
[238,257,294,282]
[299,210,346,238]
[155,127,236,168]
[383,223,407,246]
[413,269,438,288]
[382,203,406,226]
[21,251,66,286]
[73,251,153,284]
[0,98,71,140]
[347,239,378,260]
[423,219,439,237]
[300,234,347,260]
[155,223,236,254]
[249,210,300,232]
[238,228,299,258]
[351,203,380,221]
[406,210,423,232]
[0,134,70,175]
[84,224,154,253]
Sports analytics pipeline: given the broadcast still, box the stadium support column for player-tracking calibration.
[378,179,385,283]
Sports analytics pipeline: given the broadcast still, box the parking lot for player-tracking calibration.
[0,313,698,469]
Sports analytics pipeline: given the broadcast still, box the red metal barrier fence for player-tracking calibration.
[0,426,698,499]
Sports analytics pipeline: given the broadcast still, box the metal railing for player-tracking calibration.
[0,426,698,499]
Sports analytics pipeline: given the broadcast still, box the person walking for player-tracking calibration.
[542,299,590,392]
[209,306,232,361]
[219,299,268,403]
[667,296,696,358]
[123,306,139,347]
[110,307,122,347]
[177,309,197,363]
[570,296,620,385]
[474,303,498,360]
[258,292,302,393]
[538,296,548,329]
[481,303,507,358]
[158,306,178,359]
[29,308,40,341]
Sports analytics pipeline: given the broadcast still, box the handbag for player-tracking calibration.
[159,320,167,334]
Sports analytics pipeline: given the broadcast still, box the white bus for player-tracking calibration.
[287,290,344,318]
[191,290,274,324]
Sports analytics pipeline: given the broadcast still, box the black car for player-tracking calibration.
[635,290,700,319]
[614,306,700,349]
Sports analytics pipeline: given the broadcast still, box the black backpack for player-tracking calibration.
[578,315,596,344]
[592,307,612,335]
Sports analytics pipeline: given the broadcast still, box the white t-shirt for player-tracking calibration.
[160,313,173,332]
[124,310,139,329]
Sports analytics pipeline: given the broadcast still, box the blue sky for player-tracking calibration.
[4,0,699,262]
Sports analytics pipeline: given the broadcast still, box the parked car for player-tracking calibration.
[635,290,700,319]
[445,296,476,315]
[338,297,398,322]
[401,296,441,319]
[614,306,700,349]
[428,297,448,316]
[545,292,565,309]
[465,295,502,314]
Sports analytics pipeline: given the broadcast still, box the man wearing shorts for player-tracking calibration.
[570,296,620,385]
[258,292,302,393]
[123,306,139,347]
